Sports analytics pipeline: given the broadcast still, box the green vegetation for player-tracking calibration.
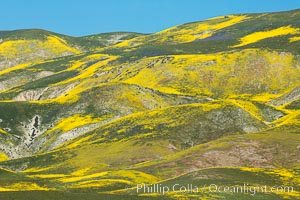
[0,9,300,200]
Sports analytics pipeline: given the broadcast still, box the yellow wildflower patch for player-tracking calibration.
[0,40,29,58]
[0,182,49,191]
[0,36,80,60]
[59,170,158,184]
[0,128,7,134]
[233,26,300,47]
[71,167,91,176]
[46,35,81,54]
[65,134,95,149]
[0,152,8,161]
[251,93,281,102]
[113,15,248,47]
[59,171,108,183]
[23,166,56,173]
[70,179,132,188]
[0,63,32,76]
[289,36,300,42]
[240,167,264,173]
[47,114,102,133]
[37,55,117,103]
[114,39,131,47]
[158,15,249,43]
[51,55,111,86]
[225,99,263,121]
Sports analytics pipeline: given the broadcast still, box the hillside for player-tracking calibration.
[0,9,300,200]
[0,29,143,70]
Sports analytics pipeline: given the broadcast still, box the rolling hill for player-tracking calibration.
[0,9,300,200]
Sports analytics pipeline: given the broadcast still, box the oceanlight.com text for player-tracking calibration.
[135,183,294,196]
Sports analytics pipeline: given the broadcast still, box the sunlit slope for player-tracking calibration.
[0,9,299,159]
[0,102,268,169]
[118,49,300,97]
[28,102,296,178]
[1,10,300,103]
[0,81,209,159]
[0,102,276,178]
[0,102,299,197]
[0,52,107,94]
[0,167,299,200]
[0,121,299,199]
[0,30,81,70]
[114,15,249,47]
[103,9,300,57]
[0,49,296,163]
[0,49,299,101]
[0,8,299,200]
[0,29,143,71]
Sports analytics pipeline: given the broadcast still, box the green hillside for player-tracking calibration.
[0,9,299,200]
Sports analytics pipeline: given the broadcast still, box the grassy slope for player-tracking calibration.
[101,9,300,58]
[0,9,300,200]
[0,29,143,71]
